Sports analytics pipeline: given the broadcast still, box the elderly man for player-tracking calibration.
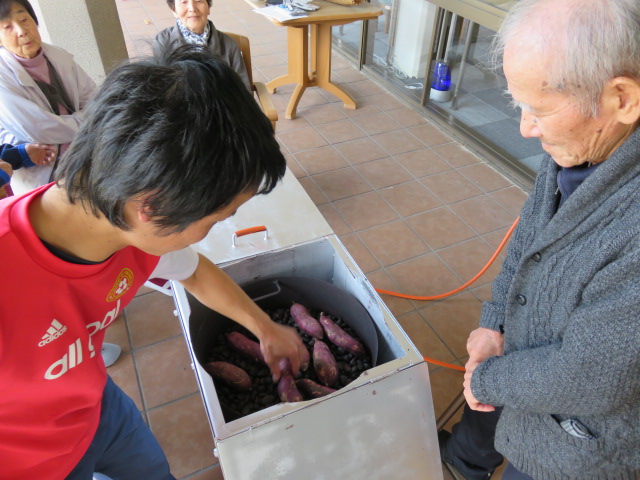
[0,46,307,480]
[439,0,640,479]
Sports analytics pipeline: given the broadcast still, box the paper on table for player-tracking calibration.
[254,5,308,22]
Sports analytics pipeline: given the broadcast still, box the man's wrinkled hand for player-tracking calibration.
[463,362,495,412]
[466,327,504,364]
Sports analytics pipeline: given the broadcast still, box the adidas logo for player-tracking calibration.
[39,319,67,347]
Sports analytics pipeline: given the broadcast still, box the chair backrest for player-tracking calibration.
[224,32,254,90]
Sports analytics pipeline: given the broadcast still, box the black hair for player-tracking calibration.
[56,45,285,233]
[166,0,213,10]
[0,0,38,24]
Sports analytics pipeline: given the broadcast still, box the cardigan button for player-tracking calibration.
[516,294,527,305]
[532,252,541,262]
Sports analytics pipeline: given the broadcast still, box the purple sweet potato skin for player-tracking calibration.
[290,303,324,339]
[312,340,339,387]
[226,331,265,364]
[277,372,304,402]
[318,313,367,358]
[204,361,252,391]
[296,378,336,399]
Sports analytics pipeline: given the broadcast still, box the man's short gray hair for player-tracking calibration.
[492,0,640,117]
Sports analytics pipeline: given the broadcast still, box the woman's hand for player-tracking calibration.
[25,143,57,166]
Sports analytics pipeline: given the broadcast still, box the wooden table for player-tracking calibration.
[247,0,382,119]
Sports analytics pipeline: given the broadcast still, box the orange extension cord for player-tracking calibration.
[374,216,521,372]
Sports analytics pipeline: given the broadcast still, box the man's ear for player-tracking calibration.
[136,200,154,224]
[606,76,640,125]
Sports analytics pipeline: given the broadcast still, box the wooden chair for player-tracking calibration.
[225,32,278,131]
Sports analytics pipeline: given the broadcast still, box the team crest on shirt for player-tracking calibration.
[106,268,134,302]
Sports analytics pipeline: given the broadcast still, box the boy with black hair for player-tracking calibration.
[0,46,307,480]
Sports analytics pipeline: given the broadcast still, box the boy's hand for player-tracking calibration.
[257,320,309,382]
[25,143,57,166]
[0,160,12,177]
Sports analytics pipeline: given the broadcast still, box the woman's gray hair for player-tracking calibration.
[491,0,640,117]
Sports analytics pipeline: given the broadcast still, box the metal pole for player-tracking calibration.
[451,19,475,110]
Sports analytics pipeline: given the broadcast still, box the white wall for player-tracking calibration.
[30,0,128,84]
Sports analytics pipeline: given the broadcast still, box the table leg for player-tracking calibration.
[266,25,308,93]
[313,24,356,109]
[266,25,310,119]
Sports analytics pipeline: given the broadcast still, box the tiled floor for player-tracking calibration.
[106,0,529,478]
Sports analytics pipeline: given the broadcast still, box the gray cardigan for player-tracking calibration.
[154,20,251,91]
[472,127,640,479]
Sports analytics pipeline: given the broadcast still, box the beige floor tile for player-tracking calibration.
[125,291,182,348]
[333,191,399,231]
[358,220,430,267]
[333,137,388,165]
[428,367,466,419]
[379,179,442,217]
[489,186,529,217]
[104,313,130,353]
[385,254,462,301]
[315,118,367,144]
[273,115,311,134]
[108,352,144,411]
[297,177,329,205]
[448,196,515,235]
[365,269,416,318]
[385,107,429,128]
[317,203,352,236]
[420,292,483,359]
[354,157,413,189]
[371,129,425,156]
[408,123,454,147]
[460,163,514,193]
[396,311,456,364]
[148,394,216,479]
[394,147,453,178]
[135,336,199,408]
[312,167,372,201]
[277,127,328,153]
[338,233,381,273]
[293,145,348,175]
[365,92,406,111]
[437,237,503,288]
[407,207,477,250]
[351,111,403,135]
[433,143,482,168]
[285,154,305,178]
[420,170,484,205]
[298,103,347,125]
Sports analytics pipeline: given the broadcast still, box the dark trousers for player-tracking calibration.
[65,377,176,480]
[446,404,534,480]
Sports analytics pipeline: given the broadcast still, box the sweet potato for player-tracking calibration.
[312,340,339,387]
[204,361,251,391]
[296,378,336,399]
[318,313,367,358]
[290,303,324,339]
[277,372,304,402]
[225,331,265,364]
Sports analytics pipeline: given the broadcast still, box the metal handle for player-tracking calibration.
[232,225,268,247]
[251,280,283,303]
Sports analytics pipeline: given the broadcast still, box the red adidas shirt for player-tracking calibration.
[0,185,161,479]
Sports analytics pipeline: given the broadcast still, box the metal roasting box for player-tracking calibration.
[171,170,443,480]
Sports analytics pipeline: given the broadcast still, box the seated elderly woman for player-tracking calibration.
[154,0,250,91]
[0,0,96,195]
